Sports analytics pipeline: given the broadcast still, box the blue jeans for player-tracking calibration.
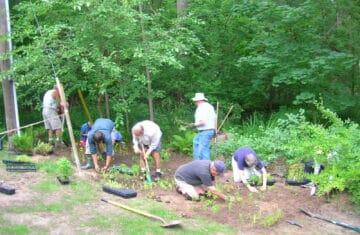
[193,130,215,160]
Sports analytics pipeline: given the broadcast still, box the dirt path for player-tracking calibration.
[1,148,359,234]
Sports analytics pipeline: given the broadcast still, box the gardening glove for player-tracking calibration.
[186,123,196,129]
[133,144,141,154]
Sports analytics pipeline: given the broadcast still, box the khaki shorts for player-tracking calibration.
[42,108,62,130]
[174,178,204,200]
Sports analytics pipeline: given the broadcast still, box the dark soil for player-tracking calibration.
[2,144,360,235]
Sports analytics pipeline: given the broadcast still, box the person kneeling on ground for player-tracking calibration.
[174,160,232,201]
[232,147,267,193]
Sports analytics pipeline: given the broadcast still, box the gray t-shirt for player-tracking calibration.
[175,160,214,187]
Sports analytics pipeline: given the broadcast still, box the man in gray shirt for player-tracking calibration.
[175,160,232,201]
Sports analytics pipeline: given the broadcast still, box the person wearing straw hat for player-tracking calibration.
[232,147,268,193]
[189,93,216,160]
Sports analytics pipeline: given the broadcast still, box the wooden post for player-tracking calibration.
[55,78,82,174]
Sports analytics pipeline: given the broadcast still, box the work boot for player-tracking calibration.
[81,157,94,170]
[154,172,162,182]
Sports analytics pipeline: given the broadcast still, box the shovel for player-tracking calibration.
[101,198,181,228]
[141,144,152,183]
[300,208,360,232]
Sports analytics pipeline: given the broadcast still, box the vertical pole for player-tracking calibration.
[56,78,82,174]
[0,0,20,151]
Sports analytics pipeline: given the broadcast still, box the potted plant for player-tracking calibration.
[285,162,310,186]
[56,157,74,185]
[248,174,276,186]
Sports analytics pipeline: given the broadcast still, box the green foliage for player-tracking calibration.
[56,157,74,177]
[248,175,274,186]
[34,141,53,155]
[12,131,34,153]
[287,163,307,181]
[168,131,196,155]
[262,209,282,227]
[15,155,34,163]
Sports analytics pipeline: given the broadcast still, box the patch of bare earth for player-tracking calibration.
[1,147,359,234]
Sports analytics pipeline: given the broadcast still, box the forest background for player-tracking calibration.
[1,0,360,206]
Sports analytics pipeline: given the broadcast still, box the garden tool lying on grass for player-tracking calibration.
[286,220,303,228]
[300,208,360,232]
[142,144,152,183]
[101,198,181,228]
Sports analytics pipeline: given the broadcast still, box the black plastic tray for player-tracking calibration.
[285,179,311,186]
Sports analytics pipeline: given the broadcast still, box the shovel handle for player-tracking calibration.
[101,198,165,223]
[141,144,152,183]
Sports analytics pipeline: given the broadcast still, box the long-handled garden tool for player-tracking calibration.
[101,198,181,228]
[300,208,360,232]
[142,144,152,183]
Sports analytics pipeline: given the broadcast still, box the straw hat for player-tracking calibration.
[191,93,208,101]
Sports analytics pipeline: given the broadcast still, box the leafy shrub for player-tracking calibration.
[168,131,196,156]
[12,131,34,153]
[287,163,307,181]
[34,141,53,155]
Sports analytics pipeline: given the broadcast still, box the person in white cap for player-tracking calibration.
[189,93,216,160]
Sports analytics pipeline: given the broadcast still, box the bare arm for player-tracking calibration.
[261,167,267,191]
[239,170,259,193]
[206,185,229,201]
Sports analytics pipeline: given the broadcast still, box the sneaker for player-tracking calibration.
[154,172,162,182]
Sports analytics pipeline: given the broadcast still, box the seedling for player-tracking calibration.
[57,157,73,178]
[262,209,282,227]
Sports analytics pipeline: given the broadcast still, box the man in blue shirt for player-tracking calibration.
[85,118,114,172]
[80,121,93,169]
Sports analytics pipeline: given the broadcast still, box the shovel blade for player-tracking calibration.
[161,221,182,228]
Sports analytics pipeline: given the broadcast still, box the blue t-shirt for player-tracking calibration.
[233,147,264,170]
[80,122,92,141]
[87,118,114,156]
[111,130,122,142]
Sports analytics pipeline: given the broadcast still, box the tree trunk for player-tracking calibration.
[177,0,187,17]
[138,1,154,121]
[0,0,19,151]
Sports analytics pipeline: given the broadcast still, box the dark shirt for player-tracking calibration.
[233,147,263,170]
[175,160,214,187]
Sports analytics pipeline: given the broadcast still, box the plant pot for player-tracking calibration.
[249,179,276,186]
[57,176,70,185]
[285,179,310,186]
